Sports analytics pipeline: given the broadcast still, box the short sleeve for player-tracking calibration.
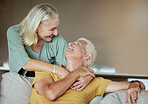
[7,25,31,75]
[94,77,111,96]
[52,34,68,66]
[32,71,52,87]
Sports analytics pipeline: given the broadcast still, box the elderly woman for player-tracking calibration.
[7,3,68,77]
[7,3,93,85]
[3,3,94,104]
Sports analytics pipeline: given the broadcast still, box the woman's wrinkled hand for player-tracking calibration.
[70,67,95,91]
[70,75,94,91]
[125,82,141,104]
[54,65,69,78]
[76,67,95,77]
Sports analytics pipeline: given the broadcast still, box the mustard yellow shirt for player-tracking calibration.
[29,71,111,104]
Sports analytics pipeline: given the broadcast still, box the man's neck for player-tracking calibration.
[66,58,85,72]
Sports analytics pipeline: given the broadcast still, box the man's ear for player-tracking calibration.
[84,53,92,60]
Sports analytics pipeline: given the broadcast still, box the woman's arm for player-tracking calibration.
[7,26,68,77]
[23,59,69,77]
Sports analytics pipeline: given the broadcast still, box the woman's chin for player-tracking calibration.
[44,38,52,42]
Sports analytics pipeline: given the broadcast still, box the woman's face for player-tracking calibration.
[37,17,59,42]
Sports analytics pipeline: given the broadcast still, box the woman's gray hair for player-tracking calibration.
[19,3,58,46]
[78,38,97,67]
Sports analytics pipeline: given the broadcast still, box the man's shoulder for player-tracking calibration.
[94,77,104,80]
[93,77,111,83]
[35,71,53,77]
[34,70,62,82]
[35,65,63,77]
[32,71,54,86]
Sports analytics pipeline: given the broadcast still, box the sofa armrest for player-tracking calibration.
[90,90,148,104]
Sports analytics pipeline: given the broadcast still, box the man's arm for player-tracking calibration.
[34,71,79,101]
[105,81,130,93]
[105,81,145,93]
[105,81,145,104]
[34,67,93,101]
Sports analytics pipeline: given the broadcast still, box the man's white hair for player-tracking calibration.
[78,38,97,67]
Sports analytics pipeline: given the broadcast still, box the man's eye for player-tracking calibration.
[73,42,80,45]
[76,43,80,45]
[75,43,78,45]
[51,28,55,31]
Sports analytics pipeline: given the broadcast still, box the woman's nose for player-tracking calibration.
[53,29,58,36]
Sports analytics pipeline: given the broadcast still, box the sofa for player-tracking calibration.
[90,90,148,104]
[1,72,148,104]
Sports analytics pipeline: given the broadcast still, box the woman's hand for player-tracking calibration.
[70,67,95,91]
[125,82,141,104]
[76,67,95,77]
[70,75,94,91]
[53,65,69,78]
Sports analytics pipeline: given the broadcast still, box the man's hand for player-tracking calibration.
[70,75,94,91]
[125,82,141,104]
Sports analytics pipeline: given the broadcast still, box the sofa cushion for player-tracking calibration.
[89,95,103,104]
[99,90,148,104]
[0,72,33,104]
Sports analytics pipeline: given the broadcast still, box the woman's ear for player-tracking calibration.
[36,24,40,33]
[84,53,92,60]
[35,27,38,33]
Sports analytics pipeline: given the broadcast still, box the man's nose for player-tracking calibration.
[69,42,73,46]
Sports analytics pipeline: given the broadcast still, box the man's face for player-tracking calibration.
[65,40,87,59]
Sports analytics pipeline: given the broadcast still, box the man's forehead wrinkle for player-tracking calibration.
[78,40,87,46]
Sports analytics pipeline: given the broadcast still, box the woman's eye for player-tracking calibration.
[51,27,57,31]
[48,29,51,31]
[51,28,55,31]
[48,28,54,31]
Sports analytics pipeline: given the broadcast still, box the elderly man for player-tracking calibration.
[29,38,145,104]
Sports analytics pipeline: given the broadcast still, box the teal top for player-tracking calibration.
[7,25,68,76]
